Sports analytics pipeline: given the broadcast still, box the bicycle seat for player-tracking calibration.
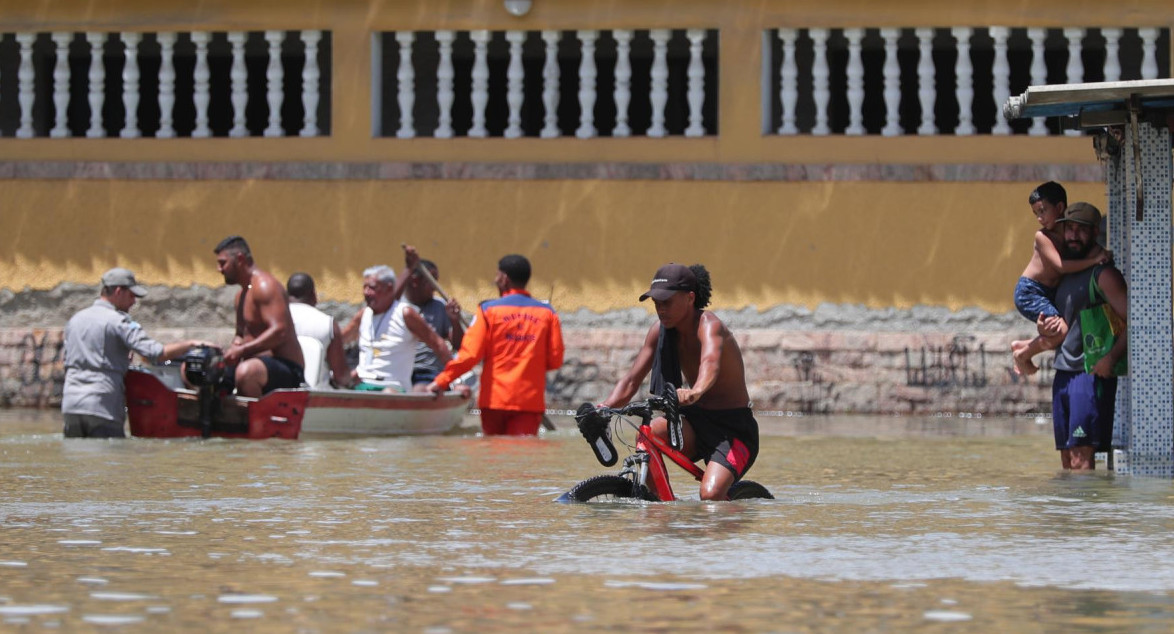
[575,402,618,467]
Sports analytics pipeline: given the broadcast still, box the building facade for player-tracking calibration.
[1,0,1170,414]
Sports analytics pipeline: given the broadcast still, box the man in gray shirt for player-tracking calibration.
[1042,203,1128,470]
[61,268,203,438]
[404,258,465,391]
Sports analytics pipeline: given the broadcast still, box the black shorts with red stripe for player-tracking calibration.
[681,405,759,479]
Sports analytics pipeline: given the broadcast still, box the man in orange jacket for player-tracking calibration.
[427,254,564,436]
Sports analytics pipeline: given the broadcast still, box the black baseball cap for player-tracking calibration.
[639,263,697,301]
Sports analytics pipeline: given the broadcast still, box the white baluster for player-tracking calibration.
[1139,28,1159,80]
[613,29,632,137]
[300,30,321,137]
[778,28,799,135]
[119,32,141,138]
[192,31,211,138]
[435,30,455,138]
[953,27,974,136]
[1102,28,1122,82]
[505,30,525,139]
[915,28,936,135]
[51,32,72,138]
[16,33,36,139]
[264,30,285,137]
[844,28,864,136]
[1027,28,1048,136]
[395,31,415,139]
[156,32,176,138]
[810,28,830,136]
[470,30,490,138]
[1063,28,1084,84]
[649,29,670,138]
[228,32,248,137]
[684,29,707,137]
[1063,27,1084,137]
[879,28,901,136]
[540,30,560,138]
[990,27,1010,135]
[86,32,106,138]
[576,30,598,139]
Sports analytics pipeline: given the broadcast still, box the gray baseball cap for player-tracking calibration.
[100,267,148,297]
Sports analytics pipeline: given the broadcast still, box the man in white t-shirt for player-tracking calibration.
[348,263,452,393]
[286,273,353,389]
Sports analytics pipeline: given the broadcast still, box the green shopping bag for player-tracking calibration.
[1080,267,1127,376]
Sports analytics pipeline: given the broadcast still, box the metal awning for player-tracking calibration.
[1004,78,1174,221]
[1004,78,1174,121]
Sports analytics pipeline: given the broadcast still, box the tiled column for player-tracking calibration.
[1106,133,1131,462]
[1119,122,1174,477]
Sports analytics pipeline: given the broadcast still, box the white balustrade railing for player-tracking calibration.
[0,30,330,138]
[377,28,719,138]
[2,25,1163,141]
[766,26,1170,136]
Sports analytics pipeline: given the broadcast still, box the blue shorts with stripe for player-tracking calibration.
[1052,369,1116,451]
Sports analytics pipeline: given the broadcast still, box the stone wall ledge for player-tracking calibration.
[0,161,1105,183]
[0,325,1050,415]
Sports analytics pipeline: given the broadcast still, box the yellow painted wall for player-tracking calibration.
[0,0,1169,164]
[0,179,1107,312]
[0,0,1148,313]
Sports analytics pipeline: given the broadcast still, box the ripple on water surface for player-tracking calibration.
[5,416,1174,630]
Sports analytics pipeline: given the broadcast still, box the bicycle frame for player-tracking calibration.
[626,419,704,502]
[568,387,773,503]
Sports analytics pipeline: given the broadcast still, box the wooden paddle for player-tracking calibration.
[408,254,470,330]
[404,245,556,432]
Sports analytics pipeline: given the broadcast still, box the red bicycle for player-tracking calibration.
[556,384,773,502]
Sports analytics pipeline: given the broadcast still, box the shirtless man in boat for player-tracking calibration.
[596,263,759,501]
[214,235,305,397]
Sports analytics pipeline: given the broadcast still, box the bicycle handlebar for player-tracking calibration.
[575,383,684,466]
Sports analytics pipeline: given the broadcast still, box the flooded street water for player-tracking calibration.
[4,410,1174,631]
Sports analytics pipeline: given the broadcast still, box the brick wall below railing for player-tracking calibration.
[0,327,1050,415]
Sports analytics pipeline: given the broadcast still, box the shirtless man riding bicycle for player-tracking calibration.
[597,263,759,501]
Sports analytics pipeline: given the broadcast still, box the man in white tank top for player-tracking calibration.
[286,273,353,389]
[350,263,454,393]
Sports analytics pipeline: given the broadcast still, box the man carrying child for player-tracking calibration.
[1011,182,1111,376]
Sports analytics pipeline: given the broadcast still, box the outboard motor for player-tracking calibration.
[182,346,225,438]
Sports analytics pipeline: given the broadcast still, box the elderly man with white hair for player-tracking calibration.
[344,260,453,392]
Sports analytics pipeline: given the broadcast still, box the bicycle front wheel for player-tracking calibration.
[556,475,658,503]
[728,480,774,500]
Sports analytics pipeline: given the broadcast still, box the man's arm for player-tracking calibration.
[546,314,564,371]
[326,321,353,388]
[678,313,725,406]
[600,323,658,408]
[1039,232,1109,275]
[392,245,420,303]
[224,276,294,365]
[232,288,245,347]
[427,306,488,392]
[340,310,363,345]
[159,340,202,362]
[446,298,465,350]
[404,306,453,365]
[1092,267,1128,378]
[120,319,205,364]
